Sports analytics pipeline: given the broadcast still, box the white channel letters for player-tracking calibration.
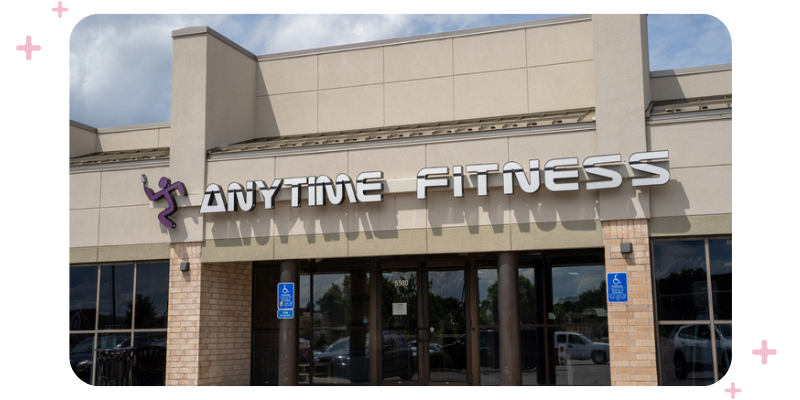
[200,151,668,214]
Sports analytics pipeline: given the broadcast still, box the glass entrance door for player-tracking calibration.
[379,261,468,385]
[380,266,419,383]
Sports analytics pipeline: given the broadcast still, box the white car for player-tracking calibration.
[553,331,609,365]
[672,324,732,380]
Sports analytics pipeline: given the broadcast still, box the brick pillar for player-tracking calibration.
[166,242,253,386]
[198,261,252,385]
[167,242,203,386]
[603,219,658,386]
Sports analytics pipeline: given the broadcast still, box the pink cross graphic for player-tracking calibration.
[725,382,741,399]
[752,339,777,364]
[16,36,41,60]
[52,2,68,18]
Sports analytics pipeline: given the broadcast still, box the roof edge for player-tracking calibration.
[650,63,732,78]
[257,14,591,61]
[172,26,257,60]
[96,121,171,134]
[70,120,97,133]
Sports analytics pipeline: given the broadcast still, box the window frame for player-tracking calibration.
[69,261,170,385]
[651,236,732,385]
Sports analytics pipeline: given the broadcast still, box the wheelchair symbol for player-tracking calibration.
[612,274,622,285]
[282,286,290,294]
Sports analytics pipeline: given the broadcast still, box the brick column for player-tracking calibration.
[166,242,253,386]
[603,219,658,386]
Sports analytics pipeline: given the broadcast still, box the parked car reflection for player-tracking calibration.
[553,331,609,365]
[408,340,442,361]
[312,331,414,382]
[671,324,732,380]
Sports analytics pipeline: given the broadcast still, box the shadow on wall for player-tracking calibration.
[255,69,285,139]
[649,179,693,234]
[206,209,273,246]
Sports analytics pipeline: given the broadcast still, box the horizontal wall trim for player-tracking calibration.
[201,221,604,263]
[71,243,170,263]
[70,159,170,174]
[73,215,730,264]
[648,214,732,237]
[646,110,732,125]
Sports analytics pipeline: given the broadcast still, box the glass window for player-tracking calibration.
[428,269,467,383]
[518,252,609,386]
[518,268,539,325]
[98,264,134,330]
[70,333,94,384]
[70,266,98,331]
[70,262,169,385]
[303,260,371,385]
[709,239,732,320]
[477,268,498,326]
[550,265,607,325]
[549,328,611,386]
[134,262,169,329]
[653,237,733,386]
[653,240,708,321]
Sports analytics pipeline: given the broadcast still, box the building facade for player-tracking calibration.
[69,14,732,386]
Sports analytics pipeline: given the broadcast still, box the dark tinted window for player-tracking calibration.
[70,266,97,331]
[653,240,708,321]
[550,265,606,325]
[134,262,169,329]
[98,264,134,329]
[709,239,732,320]
[518,267,539,325]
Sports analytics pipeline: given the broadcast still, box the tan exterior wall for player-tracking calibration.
[70,124,97,158]
[256,19,595,137]
[648,119,732,218]
[650,67,732,102]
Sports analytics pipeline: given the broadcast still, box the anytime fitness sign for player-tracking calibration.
[198,150,669,214]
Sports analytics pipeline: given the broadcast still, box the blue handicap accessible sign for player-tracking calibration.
[607,272,628,303]
[277,309,294,319]
[278,282,294,310]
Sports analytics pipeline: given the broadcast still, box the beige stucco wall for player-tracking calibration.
[256,19,595,137]
[70,166,172,260]
[650,67,732,102]
[70,124,97,158]
[647,118,732,218]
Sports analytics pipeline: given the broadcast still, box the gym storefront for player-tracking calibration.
[69,15,732,386]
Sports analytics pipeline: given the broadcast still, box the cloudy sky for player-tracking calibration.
[69,14,731,129]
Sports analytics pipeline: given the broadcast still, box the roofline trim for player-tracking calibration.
[70,120,97,133]
[650,63,732,78]
[96,122,171,134]
[256,14,591,61]
[172,26,257,60]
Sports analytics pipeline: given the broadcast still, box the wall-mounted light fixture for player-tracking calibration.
[180,261,190,271]
[620,242,632,254]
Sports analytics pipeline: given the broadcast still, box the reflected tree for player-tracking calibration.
[479,276,537,325]
[125,294,159,329]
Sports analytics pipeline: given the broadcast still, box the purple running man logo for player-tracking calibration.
[143,176,187,229]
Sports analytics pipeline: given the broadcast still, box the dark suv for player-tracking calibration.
[312,330,414,382]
